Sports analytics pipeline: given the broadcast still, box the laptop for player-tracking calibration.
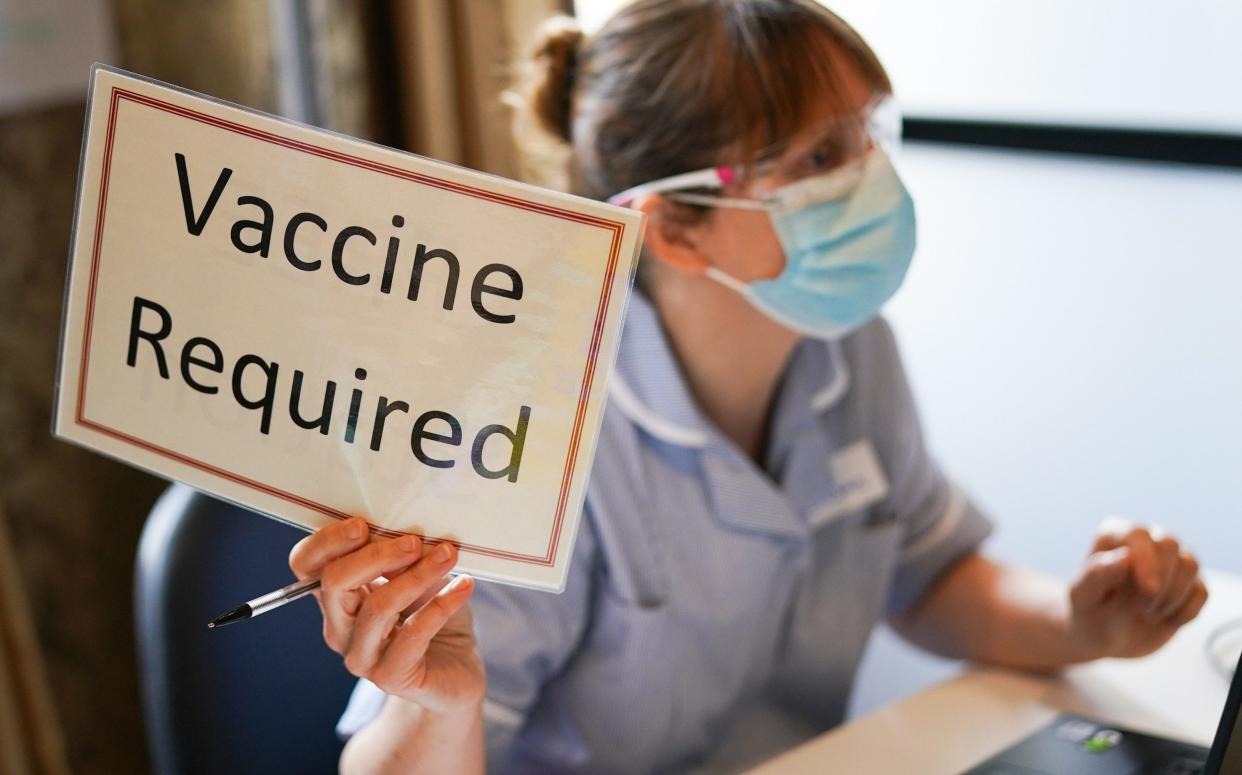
[962,649,1242,775]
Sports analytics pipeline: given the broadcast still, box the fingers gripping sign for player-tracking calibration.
[288,518,484,711]
[345,541,460,676]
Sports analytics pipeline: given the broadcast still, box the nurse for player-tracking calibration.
[288,1,1208,772]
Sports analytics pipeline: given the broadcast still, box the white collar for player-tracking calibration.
[606,289,852,450]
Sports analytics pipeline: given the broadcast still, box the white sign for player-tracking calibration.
[53,66,644,591]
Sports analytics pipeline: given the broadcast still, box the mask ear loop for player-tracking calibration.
[702,265,754,295]
[611,168,763,293]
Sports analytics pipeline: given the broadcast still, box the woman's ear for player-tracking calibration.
[635,194,710,275]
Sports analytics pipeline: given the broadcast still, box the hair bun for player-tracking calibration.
[530,16,584,144]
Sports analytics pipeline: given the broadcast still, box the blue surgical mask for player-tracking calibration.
[700,148,917,340]
[609,107,917,341]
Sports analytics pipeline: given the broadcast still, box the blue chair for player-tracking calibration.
[135,483,359,775]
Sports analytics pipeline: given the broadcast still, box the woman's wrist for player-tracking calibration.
[387,692,485,728]
[342,695,485,775]
[954,560,1106,670]
[1046,591,1110,666]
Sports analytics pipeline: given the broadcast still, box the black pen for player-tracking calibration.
[207,577,321,628]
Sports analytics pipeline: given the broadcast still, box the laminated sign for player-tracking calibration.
[53,66,644,591]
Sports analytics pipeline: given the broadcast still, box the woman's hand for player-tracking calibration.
[888,516,1208,671]
[288,516,485,715]
[1067,516,1208,660]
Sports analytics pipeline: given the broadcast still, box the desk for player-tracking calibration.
[748,570,1242,774]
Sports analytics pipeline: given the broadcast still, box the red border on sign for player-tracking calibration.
[73,86,626,567]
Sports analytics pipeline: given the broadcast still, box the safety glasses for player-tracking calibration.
[608,94,902,211]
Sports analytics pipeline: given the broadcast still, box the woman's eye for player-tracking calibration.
[804,142,841,172]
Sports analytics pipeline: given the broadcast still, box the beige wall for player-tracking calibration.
[0,94,165,775]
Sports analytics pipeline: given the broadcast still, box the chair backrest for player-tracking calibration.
[135,484,357,775]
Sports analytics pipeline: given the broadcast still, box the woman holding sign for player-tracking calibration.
[289,1,1208,772]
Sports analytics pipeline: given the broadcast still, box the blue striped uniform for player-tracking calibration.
[336,287,993,773]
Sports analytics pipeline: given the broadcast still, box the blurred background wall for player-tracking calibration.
[0,0,1238,773]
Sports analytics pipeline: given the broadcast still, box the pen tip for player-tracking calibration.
[206,604,251,629]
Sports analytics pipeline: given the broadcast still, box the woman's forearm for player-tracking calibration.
[340,695,485,775]
[888,552,1098,671]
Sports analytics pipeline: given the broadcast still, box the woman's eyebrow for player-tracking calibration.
[749,112,865,172]
[784,110,873,162]
[775,125,843,167]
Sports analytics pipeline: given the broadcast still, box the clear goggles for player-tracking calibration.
[608,94,901,211]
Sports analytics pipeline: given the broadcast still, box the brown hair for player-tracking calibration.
[517,0,894,203]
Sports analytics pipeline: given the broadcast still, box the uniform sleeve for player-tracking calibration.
[334,510,600,773]
[850,316,994,617]
[471,514,599,770]
[335,676,386,741]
